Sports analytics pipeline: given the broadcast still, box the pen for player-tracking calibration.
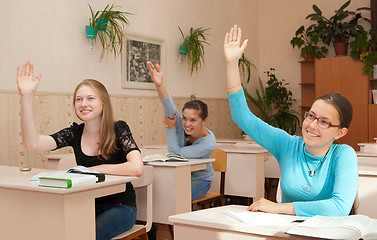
[291,220,305,223]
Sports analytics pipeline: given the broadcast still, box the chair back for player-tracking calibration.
[211,148,227,172]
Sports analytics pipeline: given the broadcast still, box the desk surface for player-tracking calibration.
[0,165,137,194]
[216,142,269,154]
[144,158,214,167]
[144,143,269,154]
[169,205,307,239]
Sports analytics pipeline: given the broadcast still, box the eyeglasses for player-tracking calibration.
[304,112,341,129]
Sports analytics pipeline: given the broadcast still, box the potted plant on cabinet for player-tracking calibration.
[290,25,328,60]
[86,4,131,61]
[350,28,377,74]
[178,26,210,75]
[306,0,371,56]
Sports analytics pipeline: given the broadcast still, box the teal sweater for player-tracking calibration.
[228,88,358,217]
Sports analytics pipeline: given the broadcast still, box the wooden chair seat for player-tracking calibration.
[112,225,148,240]
[192,191,221,203]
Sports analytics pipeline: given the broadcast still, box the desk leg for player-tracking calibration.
[152,166,191,224]
[0,188,95,240]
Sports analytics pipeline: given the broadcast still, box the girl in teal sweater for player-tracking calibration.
[223,25,358,216]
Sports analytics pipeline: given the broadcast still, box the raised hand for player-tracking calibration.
[224,25,248,63]
[16,61,41,96]
[147,61,163,87]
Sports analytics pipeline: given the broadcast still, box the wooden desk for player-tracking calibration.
[0,165,137,240]
[143,144,277,201]
[168,205,309,240]
[357,155,377,218]
[139,147,214,224]
[215,143,271,200]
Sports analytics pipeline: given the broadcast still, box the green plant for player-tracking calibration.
[88,4,131,61]
[189,94,198,101]
[238,54,257,83]
[244,68,300,134]
[290,25,328,59]
[350,28,377,74]
[178,26,210,75]
[306,0,370,45]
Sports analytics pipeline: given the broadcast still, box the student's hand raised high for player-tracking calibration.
[16,61,42,96]
[147,61,163,87]
[224,25,248,64]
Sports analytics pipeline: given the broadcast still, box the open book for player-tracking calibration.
[142,153,188,162]
[286,215,377,240]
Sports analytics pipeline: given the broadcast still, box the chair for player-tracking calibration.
[192,148,227,210]
[111,165,153,240]
[275,179,359,215]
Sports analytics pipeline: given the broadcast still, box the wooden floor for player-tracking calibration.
[156,224,173,240]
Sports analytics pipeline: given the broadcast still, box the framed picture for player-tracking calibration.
[122,34,165,89]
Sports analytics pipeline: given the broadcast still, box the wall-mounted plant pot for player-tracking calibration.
[333,42,349,56]
[96,19,108,31]
[86,26,97,39]
[179,44,187,55]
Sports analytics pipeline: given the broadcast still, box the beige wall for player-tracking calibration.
[0,0,259,98]
[0,0,373,167]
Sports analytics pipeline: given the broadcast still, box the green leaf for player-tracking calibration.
[313,4,322,15]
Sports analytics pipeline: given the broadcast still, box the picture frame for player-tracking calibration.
[121,34,165,89]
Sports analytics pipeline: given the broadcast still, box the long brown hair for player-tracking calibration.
[73,79,118,160]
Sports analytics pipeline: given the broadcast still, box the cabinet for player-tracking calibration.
[300,56,375,150]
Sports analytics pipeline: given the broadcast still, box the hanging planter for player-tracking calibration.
[96,19,108,31]
[179,44,187,55]
[87,3,131,61]
[178,26,210,75]
[86,26,97,39]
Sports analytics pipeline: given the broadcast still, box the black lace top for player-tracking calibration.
[50,120,140,207]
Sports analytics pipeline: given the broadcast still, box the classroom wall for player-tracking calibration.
[0,0,258,167]
[0,0,372,167]
[0,0,259,98]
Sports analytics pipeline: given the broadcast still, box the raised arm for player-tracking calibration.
[147,61,168,99]
[17,61,57,151]
[224,25,248,94]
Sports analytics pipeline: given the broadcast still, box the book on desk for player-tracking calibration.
[33,166,105,189]
[285,214,377,240]
[142,153,188,162]
[226,208,377,240]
